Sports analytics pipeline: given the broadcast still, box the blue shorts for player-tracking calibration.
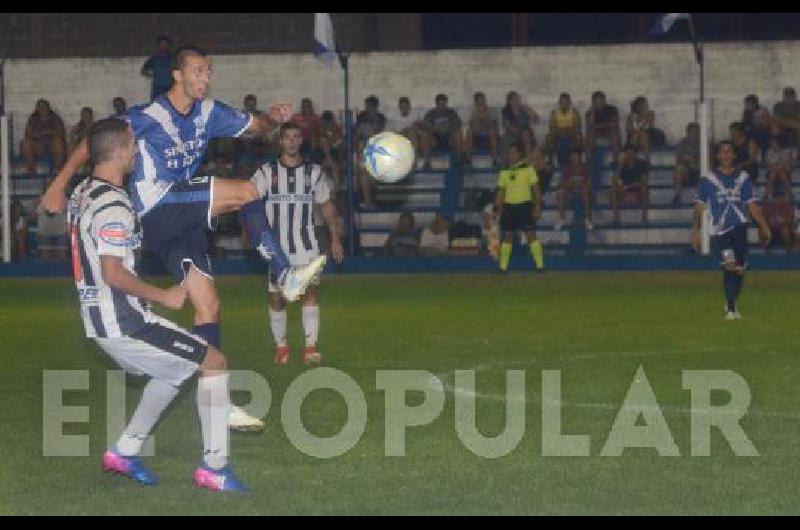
[141,177,215,282]
[711,224,749,269]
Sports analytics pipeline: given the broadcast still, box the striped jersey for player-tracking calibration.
[68,178,153,338]
[694,168,755,235]
[123,94,252,216]
[251,160,331,265]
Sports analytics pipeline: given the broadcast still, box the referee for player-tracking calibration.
[494,142,544,273]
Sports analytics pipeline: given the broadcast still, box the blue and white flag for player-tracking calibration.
[651,13,691,35]
[314,13,337,67]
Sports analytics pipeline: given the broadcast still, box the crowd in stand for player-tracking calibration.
[8,36,800,260]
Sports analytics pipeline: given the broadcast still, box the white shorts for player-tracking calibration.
[94,316,207,387]
[268,254,322,294]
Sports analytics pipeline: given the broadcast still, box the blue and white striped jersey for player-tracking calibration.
[124,94,252,215]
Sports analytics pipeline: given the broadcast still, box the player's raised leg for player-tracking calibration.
[211,177,327,302]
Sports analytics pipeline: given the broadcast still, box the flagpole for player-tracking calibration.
[688,15,711,255]
[337,48,355,258]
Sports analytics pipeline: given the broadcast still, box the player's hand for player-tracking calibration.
[41,184,67,214]
[691,229,701,253]
[331,236,344,263]
[161,285,188,311]
[759,224,772,248]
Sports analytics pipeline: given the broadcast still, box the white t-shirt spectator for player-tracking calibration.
[420,227,449,254]
[387,108,423,134]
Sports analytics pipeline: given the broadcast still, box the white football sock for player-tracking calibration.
[197,373,230,470]
[116,378,179,456]
[269,308,287,347]
[302,305,320,347]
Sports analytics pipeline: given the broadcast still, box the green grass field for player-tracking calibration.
[1,271,799,515]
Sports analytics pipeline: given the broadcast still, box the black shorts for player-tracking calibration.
[500,202,535,233]
[141,177,215,282]
[711,224,749,269]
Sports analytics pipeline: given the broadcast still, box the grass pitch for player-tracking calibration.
[1,271,799,515]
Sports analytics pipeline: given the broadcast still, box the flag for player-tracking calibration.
[314,13,337,67]
[650,13,690,36]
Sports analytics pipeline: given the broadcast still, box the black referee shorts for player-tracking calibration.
[500,201,535,233]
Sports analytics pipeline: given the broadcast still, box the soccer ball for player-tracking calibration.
[363,132,415,183]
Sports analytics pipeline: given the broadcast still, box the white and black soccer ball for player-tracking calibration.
[363,132,415,183]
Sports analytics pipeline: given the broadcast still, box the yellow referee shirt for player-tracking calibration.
[497,162,539,205]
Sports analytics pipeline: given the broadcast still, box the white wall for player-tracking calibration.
[4,41,800,153]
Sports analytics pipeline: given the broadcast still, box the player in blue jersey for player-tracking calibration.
[43,45,324,431]
[692,140,771,320]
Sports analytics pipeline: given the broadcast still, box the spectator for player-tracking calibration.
[238,94,269,172]
[465,92,499,165]
[388,96,430,168]
[501,91,538,159]
[68,106,94,154]
[546,92,583,168]
[555,150,593,231]
[626,96,658,160]
[420,213,450,256]
[385,211,419,256]
[141,35,173,100]
[10,200,29,261]
[290,98,322,158]
[764,134,797,201]
[529,144,554,194]
[424,93,463,159]
[355,95,387,207]
[672,122,701,205]
[730,121,760,182]
[111,97,127,118]
[21,99,66,179]
[762,178,795,251]
[585,90,621,164]
[320,111,345,193]
[35,197,68,261]
[742,94,772,153]
[611,144,650,224]
[772,87,800,147]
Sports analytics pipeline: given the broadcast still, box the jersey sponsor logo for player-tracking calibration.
[267,193,314,203]
[189,175,210,185]
[77,287,101,304]
[172,341,195,354]
[99,222,141,248]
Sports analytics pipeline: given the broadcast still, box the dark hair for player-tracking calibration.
[507,142,522,154]
[172,45,207,71]
[592,90,605,101]
[399,96,410,105]
[88,118,130,164]
[730,121,746,134]
[156,35,172,45]
[716,140,734,154]
[279,121,302,137]
[473,92,486,102]
[365,95,379,107]
[559,92,571,101]
[321,110,335,122]
[686,122,699,132]
[81,106,93,115]
[244,94,256,102]
[35,99,51,112]
[745,94,759,105]
[785,86,796,96]
[435,93,448,104]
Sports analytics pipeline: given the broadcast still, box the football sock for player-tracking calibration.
[269,309,288,347]
[193,323,220,349]
[302,305,320,347]
[724,271,738,312]
[240,200,290,283]
[197,373,230,470]
[116,378,179,457]
[499,243,512,271]
[530,240,544,270]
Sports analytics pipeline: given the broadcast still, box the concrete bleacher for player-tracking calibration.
[357,147,800,256]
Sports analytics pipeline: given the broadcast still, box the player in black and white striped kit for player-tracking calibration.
[69,118,247,491]
[251,122,344,365]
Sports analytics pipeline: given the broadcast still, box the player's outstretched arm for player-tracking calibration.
[41,138,89,213]
[100,255,187,310]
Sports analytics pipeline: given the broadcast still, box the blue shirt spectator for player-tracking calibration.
[141,35,173,100]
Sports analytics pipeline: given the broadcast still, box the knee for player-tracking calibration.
[242,181,260,203]
[199,346,227,374]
